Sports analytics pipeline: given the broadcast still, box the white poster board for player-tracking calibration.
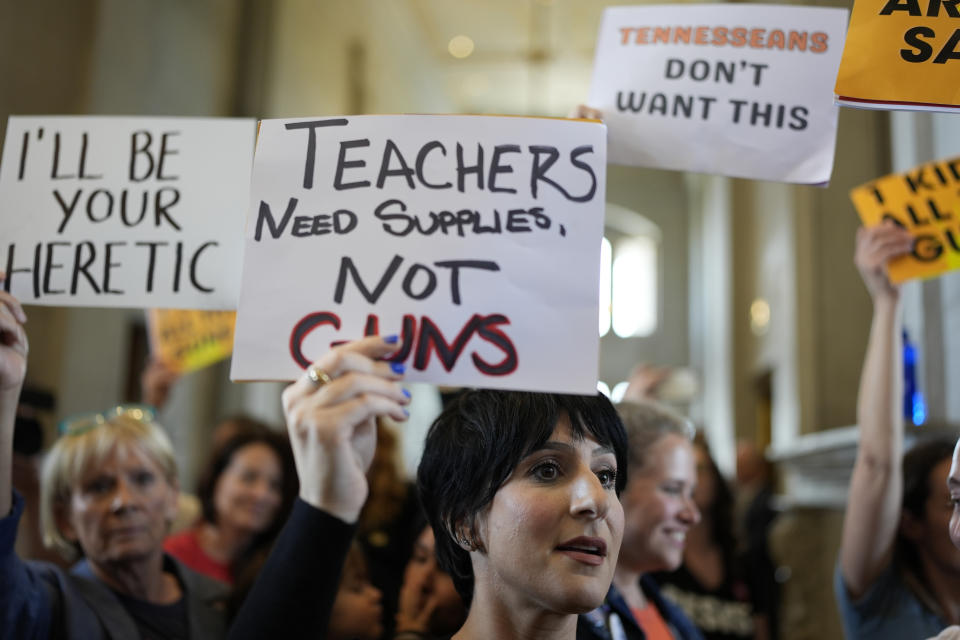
[588,4,848,185]
[231,115,606,394]
[0,116,256,308]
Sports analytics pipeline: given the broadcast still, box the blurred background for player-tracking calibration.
[2,1,959,637]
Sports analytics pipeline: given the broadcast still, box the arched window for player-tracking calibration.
[599,203,661,339]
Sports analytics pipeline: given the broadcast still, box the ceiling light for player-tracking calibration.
[448,35,475,59]
[750,298,770,336]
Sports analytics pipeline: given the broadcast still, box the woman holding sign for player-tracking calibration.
[0,278,235,639]
[0,277,411,639]
[835,223,960,639]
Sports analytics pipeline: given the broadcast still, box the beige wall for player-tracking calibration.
[729,108,890,447]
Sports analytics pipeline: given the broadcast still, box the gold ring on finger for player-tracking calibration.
[307,365,333,387]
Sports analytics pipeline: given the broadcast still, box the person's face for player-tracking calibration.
[619,433,699,574]
[329,566,384,640]
[907,458,960,576]
[402,526,465,633]
[213,443,284,534]
[949,441,960,551]
[59,444,179,567]
[472,416,624,614]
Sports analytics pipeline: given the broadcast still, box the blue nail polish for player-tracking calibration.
[402,388,411,398]
[403,408,410,417]
[391,362,406,374]
[384,334,399,344]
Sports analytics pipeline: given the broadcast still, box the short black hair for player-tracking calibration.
[416,390,627,604]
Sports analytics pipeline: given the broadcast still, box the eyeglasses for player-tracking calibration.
[57,404,156,437]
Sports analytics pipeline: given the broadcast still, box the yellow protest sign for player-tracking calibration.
[148,309,236,373]
[851,156,960,282]
[835,0,960,111]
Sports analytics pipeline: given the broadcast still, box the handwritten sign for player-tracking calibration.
[588,4,847,184]
[851,156,960,282]
[231,115,606,394]
[0,116,256,308]
[835,0,960,112]
[148,309,236,373]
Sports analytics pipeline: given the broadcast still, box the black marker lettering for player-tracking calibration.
[255,197,299,241]
[53,189,83,233]
[334,255,404,304]
[433,260,500,305]
[189,241,216,293]
[334,139,372,190]
[377,140,416,189]
[285,119,349,189]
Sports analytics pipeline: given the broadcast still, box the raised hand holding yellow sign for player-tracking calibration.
[851,156,960,282]
[835,0,960,111]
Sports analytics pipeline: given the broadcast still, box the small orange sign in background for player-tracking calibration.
[148,309,236,373]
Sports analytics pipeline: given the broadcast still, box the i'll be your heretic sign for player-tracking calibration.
[231,116,606,394]
[0,116,255,309]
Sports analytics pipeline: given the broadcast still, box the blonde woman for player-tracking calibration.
[0,276,410,639]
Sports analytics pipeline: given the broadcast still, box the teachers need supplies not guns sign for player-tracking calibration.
[588,4,847,185]
[231,115,607,394]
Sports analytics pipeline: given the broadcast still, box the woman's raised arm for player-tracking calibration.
[0,273,28,517]
[840,223,913,598]
[229,335,408,639]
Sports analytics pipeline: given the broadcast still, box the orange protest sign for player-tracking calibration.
[148,309,236,373]
[835,0,960,111]
[851,156,960,282]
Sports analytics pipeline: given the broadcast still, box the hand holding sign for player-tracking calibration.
[140,357,180,410]
[854,222,914,301]
[0,272,28,395]
[281,335,409,522]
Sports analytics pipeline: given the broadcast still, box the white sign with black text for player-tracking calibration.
[231,115,606,394]
[0,116,256,308]
[589,4,848,184]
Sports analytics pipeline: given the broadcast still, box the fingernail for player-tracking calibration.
[391,362,406,374]
[384,334,399,344]
[402,388,411,399]
[403,408,410,417]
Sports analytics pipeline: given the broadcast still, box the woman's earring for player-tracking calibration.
[457,533,476,551]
